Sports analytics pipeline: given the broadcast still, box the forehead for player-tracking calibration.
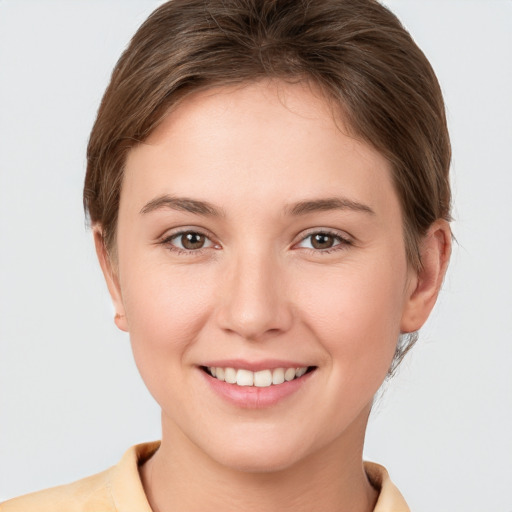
[122,80,397,219]
[146,80,352,150]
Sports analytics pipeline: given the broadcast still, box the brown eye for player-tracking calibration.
[296,231,350,253]
[164,230,215,252]
[311,233,336,249]
[180,232,206,250]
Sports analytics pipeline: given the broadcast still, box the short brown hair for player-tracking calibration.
[84,0,451,369]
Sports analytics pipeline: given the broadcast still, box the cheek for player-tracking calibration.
[296,257,407,380]
[119,260,216,386]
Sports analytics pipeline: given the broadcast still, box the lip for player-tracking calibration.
[199,362,316,409]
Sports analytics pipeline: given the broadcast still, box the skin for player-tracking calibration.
[95,80,451,512]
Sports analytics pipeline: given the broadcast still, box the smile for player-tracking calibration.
[204,366,313,387]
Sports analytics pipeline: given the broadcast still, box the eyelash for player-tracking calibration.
[159,229,218,256]
[159,229,352,256]
[295,229,353,254]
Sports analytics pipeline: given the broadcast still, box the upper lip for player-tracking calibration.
[200,359,313,372]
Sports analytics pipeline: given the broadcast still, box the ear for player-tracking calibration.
[400,219,452,333]
[93,227,129,332]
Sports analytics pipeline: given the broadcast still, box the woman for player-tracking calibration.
[2,0,451,510]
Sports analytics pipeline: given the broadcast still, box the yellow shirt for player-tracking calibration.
[1,442,410,511]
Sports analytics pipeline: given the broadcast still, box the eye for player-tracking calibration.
[296,231,351,252]
[163,230,216,252]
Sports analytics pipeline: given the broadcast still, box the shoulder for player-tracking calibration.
[1,441,160,512]
[0,468,115,512]
[364,461,410,512]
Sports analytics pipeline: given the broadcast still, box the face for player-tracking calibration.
[103,80,421,472]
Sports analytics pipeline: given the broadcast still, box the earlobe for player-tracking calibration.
[114,312,127,332]
[93,228,129,332]
[400,220,452,333]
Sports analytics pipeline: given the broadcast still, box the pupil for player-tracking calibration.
[312,233,334,249]
[182,232,205,250]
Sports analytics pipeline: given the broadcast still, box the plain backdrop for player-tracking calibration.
[0,1,511,510]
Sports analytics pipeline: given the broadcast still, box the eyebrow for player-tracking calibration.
[140,195,374,218]
[140,195,225,217]
[286,197,375,216]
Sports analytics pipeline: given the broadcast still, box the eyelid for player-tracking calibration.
[296,227,352,241]
[158,225,216,241]
[157,226,353,255]
[293,228,353,252]
[158,226,221,253]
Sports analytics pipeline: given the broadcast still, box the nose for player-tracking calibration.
[215,246,293,341]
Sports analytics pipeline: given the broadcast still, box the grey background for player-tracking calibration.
[1,1,511,510]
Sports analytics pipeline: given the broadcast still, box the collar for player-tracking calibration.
[110,442,409,512]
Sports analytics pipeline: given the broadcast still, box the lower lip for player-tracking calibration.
[200,369,315,409]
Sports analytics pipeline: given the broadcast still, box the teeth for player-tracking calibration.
[207,366,309,387]
[295,367,307,378]
[254,369,272,387]
[236,369,254,386]
[284,368,296,381]
[224,367,237,384]
[272,368,285,385]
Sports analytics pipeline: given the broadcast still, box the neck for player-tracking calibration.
[141,410,378,512]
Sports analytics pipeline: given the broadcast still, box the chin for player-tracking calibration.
[215,446,305,474]
[199,427,315,474]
